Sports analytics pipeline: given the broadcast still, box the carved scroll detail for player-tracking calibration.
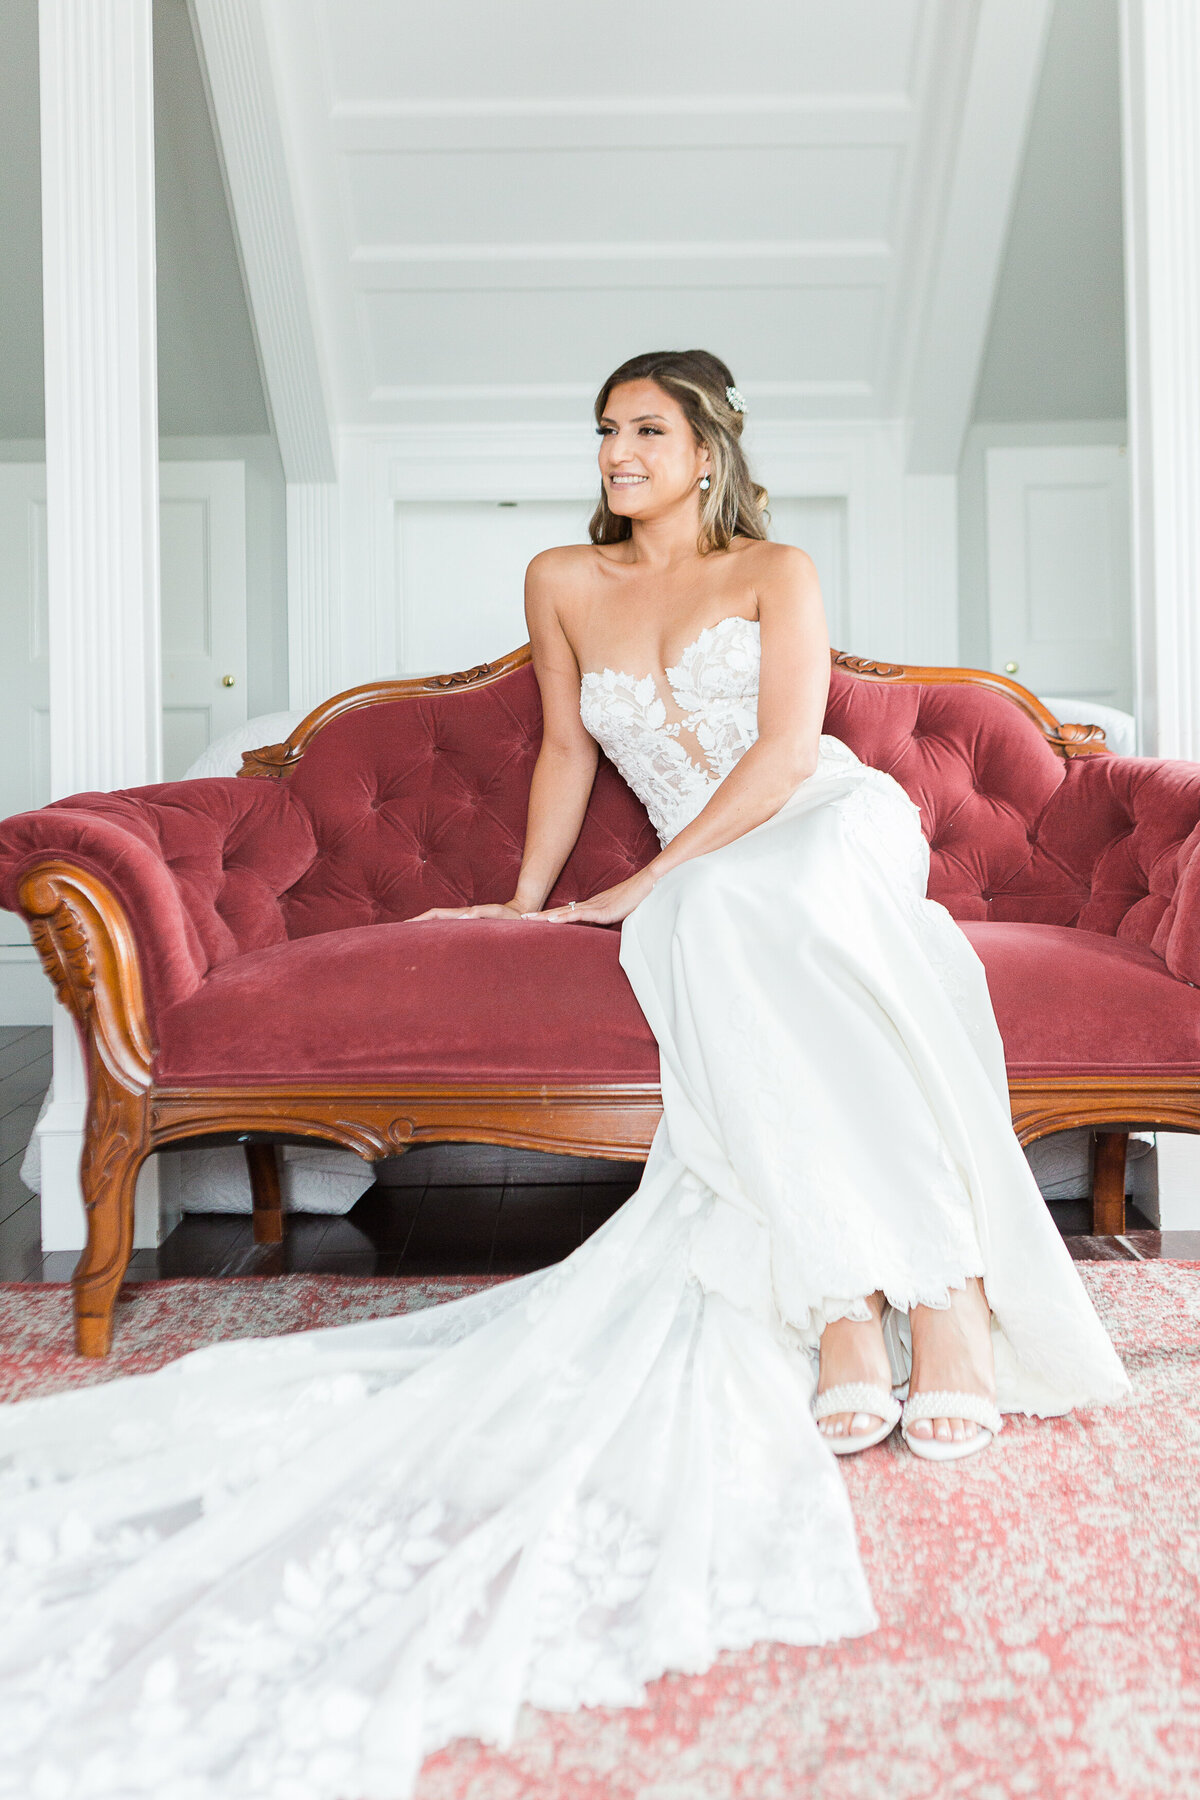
[422,660,496,691]
[28,894,96,1019]
[80,1075,139,1219]
[1049,720,1109,757]
[833,652,905,679]
[18,863,154,1084]
[239,741,303,781]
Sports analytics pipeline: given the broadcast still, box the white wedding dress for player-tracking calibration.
[0,615,1129,1800]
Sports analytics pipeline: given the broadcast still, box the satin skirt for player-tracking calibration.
[0,737,1128,1800]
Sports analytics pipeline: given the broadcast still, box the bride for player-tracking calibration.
[0,349,1128,1800]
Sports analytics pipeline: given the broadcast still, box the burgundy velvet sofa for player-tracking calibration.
[5,643,1200,1357]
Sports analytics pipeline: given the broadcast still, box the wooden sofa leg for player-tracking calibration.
[1092,1131,1128,1236]
[73,1084,149,1358]
[247,1143,284,1244]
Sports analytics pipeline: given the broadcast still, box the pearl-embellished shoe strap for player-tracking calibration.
[813,1384,902,1426]
[901,1390,1002,1437]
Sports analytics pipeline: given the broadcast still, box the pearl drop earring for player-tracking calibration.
[699,474,711,491]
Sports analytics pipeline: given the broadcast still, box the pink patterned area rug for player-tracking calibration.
[2,1263,1198,1799]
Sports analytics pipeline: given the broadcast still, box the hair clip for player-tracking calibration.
[725,385,746,413]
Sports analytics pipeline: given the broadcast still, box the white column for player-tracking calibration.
[1121,1,1200,1228]
[1121,0,1200,761]
[287,481,342,711]
[38,0,165,1252]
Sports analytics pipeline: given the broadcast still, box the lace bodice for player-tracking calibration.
[580,614,851,845]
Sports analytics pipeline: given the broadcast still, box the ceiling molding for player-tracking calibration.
[348,244,891,297]
[365,379,876,407]
[903,0,1054,473]
[223,4,1041,438]
[349,239,890,266]
[330,93,914,118]
[187,0,335,482]
[330,96,913,153]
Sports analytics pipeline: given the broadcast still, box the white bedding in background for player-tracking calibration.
[1040,697,1137,756]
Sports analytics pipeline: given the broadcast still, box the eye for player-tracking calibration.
[638,426,663,436]
[595,426,615,437]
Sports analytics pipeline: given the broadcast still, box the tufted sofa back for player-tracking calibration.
[281,663,658,940]
[19,658,1200,1001]
[824,666,1200,955]
[273,657,1200,958]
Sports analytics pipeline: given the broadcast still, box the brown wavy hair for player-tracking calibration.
[589,349,769,553]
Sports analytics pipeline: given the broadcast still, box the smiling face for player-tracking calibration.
[596,379,711,523]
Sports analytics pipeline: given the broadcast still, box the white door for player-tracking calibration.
[392,494,849,675]
[985,444,1132,710]
[159,462,248,777]
[395,499,592,673]
[765,497,847,645]
[0,461,248,1012]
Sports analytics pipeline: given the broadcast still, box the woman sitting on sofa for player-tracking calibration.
[0,349,1129,1800]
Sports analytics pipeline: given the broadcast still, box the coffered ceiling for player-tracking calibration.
[192,0,1052,469]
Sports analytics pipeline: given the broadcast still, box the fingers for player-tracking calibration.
[410,905,526,922]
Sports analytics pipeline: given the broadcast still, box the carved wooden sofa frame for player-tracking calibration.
[21,647,1182,1357]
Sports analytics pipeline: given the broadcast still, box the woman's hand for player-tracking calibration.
[524,866,659,926]
[408,901,529,923]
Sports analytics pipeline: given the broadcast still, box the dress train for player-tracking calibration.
[0,733,1128,1800]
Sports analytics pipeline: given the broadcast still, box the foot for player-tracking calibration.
[816,1292,894,1444]
[906,1277,996,1446]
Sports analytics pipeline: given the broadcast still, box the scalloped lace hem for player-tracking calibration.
[783,1265,989,1351]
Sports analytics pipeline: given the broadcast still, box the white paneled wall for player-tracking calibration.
[396,499,590,672]
[338,420,950,693]
[392,494,849,676]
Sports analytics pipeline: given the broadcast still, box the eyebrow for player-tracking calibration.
[599,413,668,425]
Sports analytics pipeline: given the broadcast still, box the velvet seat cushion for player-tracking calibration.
[963,921,1200,1075]
[155,914,1200,1089]
[155,917,660,1085]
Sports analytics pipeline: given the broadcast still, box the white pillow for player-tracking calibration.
[1040,698,1136,758]
[183,711,307,780]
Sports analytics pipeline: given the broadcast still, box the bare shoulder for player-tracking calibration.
[527,544,604,622]
[525,542,605,591]
[733,537,819,587]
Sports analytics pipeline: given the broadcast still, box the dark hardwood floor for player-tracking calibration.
[2,1024,1198,1284]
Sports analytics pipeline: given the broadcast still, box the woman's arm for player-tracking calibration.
[508,554,601,910]
[410,550,599,920]
[530,546,830,925]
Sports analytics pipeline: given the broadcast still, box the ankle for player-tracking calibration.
[817,1299,892,1395]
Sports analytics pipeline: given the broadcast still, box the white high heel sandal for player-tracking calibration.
[882,1304,1002,1464]
[900,1389,1003,1462]
[812,1384,901,1456]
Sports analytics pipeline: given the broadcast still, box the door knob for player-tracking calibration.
[222,674,236,687]
[1004,661,1018,675]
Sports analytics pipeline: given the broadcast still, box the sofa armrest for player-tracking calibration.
[1153,818,1200,987]
[1031,755,1200,978]
[0,809,207,1051]
[0,777,318,1054]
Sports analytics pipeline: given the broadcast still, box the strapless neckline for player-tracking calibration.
[578,614,762,845]
[580,613,759,688]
